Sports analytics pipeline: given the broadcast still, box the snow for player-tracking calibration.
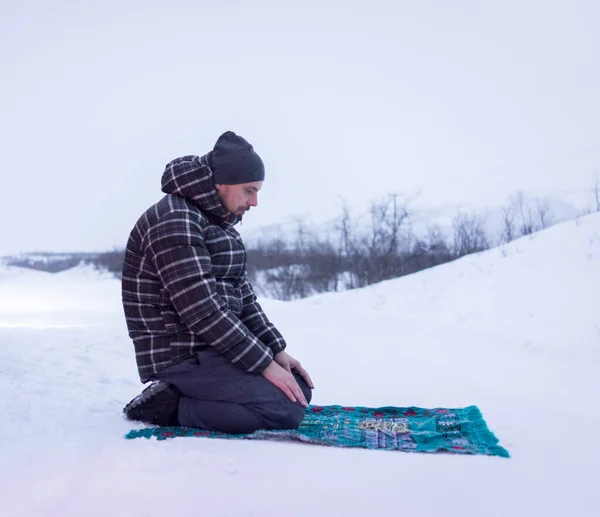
[1,214,600,516]
[0,264,120,329]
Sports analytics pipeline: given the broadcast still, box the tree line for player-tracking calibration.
[246,191,555,300]
[6,176,600,300]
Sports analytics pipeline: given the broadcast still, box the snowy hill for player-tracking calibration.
[299,212,600,360]
[1,214,599,516]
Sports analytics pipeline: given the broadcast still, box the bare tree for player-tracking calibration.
[452,210,489,258]
[535,198,554,229]
[263,264,310,301]
[513,191,538,236]
[592,173,600,212]
[252,221,346,299]
[305,238,342,293]
[426,225,452,264]
[500,203,517,244]
[334,203,359,289]
[405,225,452,272]
[292,219,311,255]
[365,193,413,284]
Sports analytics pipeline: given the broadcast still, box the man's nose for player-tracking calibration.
[248,193,258,207]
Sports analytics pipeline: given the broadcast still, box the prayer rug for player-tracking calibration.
[125,404,509,458]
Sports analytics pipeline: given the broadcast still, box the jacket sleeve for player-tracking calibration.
[239,276,287,355]
[146,211,273,373]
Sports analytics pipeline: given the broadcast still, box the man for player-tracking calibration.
[122,131,313,433]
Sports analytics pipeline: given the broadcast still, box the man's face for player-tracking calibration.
[215,181,263,217]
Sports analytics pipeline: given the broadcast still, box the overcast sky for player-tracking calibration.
[1,0,599,255]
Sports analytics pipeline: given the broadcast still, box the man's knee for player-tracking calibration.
[273,373,313,429]
[293,371,313,405]
[268,402,306,430]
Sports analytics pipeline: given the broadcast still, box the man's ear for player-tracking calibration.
[214,184,223,191]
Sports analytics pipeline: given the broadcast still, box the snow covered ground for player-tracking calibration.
[1,214,599,517]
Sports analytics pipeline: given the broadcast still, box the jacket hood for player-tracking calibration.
[160,154,241,226]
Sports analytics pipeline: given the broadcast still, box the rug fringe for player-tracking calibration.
[465,405,510,458]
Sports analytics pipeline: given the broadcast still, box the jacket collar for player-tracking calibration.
[160,154,241,227]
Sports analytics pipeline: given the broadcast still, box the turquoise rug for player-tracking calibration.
[126,404,509,458]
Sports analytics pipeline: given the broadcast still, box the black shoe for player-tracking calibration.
[123,381,180,426]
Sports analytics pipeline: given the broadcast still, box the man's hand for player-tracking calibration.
[261,361,309,407]
[274,351,314,389]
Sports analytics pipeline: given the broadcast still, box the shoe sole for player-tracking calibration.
[123,381,175,416]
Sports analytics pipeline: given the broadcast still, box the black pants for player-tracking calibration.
[155,348,313,434]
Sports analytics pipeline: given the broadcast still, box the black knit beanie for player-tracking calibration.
[209,131,265,185]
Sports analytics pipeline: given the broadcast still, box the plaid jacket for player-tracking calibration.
[122,154,286,383]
